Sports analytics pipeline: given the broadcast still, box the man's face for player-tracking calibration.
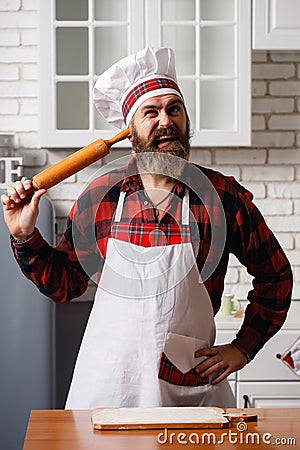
[130,94,191,177]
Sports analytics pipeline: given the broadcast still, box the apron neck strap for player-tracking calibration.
[114,190,127,223]
[113,187,190,224]
[181,187,189,225]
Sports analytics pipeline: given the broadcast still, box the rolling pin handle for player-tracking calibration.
[104,128,131,146]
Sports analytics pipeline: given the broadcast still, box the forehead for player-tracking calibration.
[138,93,183,110]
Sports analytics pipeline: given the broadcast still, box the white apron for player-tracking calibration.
[66,189,235,409]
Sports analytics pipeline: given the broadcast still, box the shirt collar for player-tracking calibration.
[121,156,142,193]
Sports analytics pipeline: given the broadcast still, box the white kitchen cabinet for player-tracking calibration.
[252,0,300,49]
[39,0,251,148]
[215,300,300,408]
[237,382,300,408]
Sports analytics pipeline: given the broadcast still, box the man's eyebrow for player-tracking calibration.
[167,99,184,107]
[140,104,158,112]
[141,98,183,113]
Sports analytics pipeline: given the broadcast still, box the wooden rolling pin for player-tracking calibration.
[31,128,130,191]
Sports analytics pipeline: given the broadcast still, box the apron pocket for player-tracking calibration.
[158,333,210,387]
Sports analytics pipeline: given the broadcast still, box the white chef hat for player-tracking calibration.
[93,47,183,129]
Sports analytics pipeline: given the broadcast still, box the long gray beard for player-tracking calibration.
[135,151,188,179]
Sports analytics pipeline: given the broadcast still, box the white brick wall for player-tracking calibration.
[0,3,299,301]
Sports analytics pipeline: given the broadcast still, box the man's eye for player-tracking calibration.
[169,106,180,114]
[144,110,157,117]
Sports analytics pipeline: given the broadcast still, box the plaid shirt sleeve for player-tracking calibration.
[209,171,292,360]
[10,225,91,303]
[10,168,125,303]
[229,190,293,361]
[183,166,292,361]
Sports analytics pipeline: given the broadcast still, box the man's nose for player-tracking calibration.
[158,110,172,128]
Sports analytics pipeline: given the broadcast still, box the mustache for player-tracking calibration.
[149,126,182,146]
[130,121,191,161]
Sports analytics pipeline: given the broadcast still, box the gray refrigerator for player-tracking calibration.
[0,192,55,450]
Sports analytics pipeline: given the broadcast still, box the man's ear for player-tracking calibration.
[128,125,133,142]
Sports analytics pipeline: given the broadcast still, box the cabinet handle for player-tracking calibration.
[243,394,250,408]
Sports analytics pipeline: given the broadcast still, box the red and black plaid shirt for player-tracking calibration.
[12,157,292,360]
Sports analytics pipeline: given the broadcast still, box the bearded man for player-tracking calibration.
[1,48,292,410]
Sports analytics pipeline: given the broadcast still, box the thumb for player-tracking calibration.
[30,189,47,208]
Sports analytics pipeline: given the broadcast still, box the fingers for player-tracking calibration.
[1,191,20,209]
[16,179,32,198]
[211,368,231,385]
[6,179,33,203]
[1,193,10,208]
[194,348,227,380]
[194,343,248,385]
[1,180,46,211]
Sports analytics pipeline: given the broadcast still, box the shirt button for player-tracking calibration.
[144,200,148,206]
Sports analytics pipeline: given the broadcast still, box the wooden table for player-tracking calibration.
[23,408,300,449]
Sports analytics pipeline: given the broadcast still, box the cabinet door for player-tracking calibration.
[40,0,144,147]
[237,382,300,408]
[253,0,300,49]
[40,0,251,148]
[145,0,251,146]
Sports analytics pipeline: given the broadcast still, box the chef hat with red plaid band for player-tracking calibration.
[93,47,183,130]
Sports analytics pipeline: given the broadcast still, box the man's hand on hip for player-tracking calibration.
[194,343,248,384]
